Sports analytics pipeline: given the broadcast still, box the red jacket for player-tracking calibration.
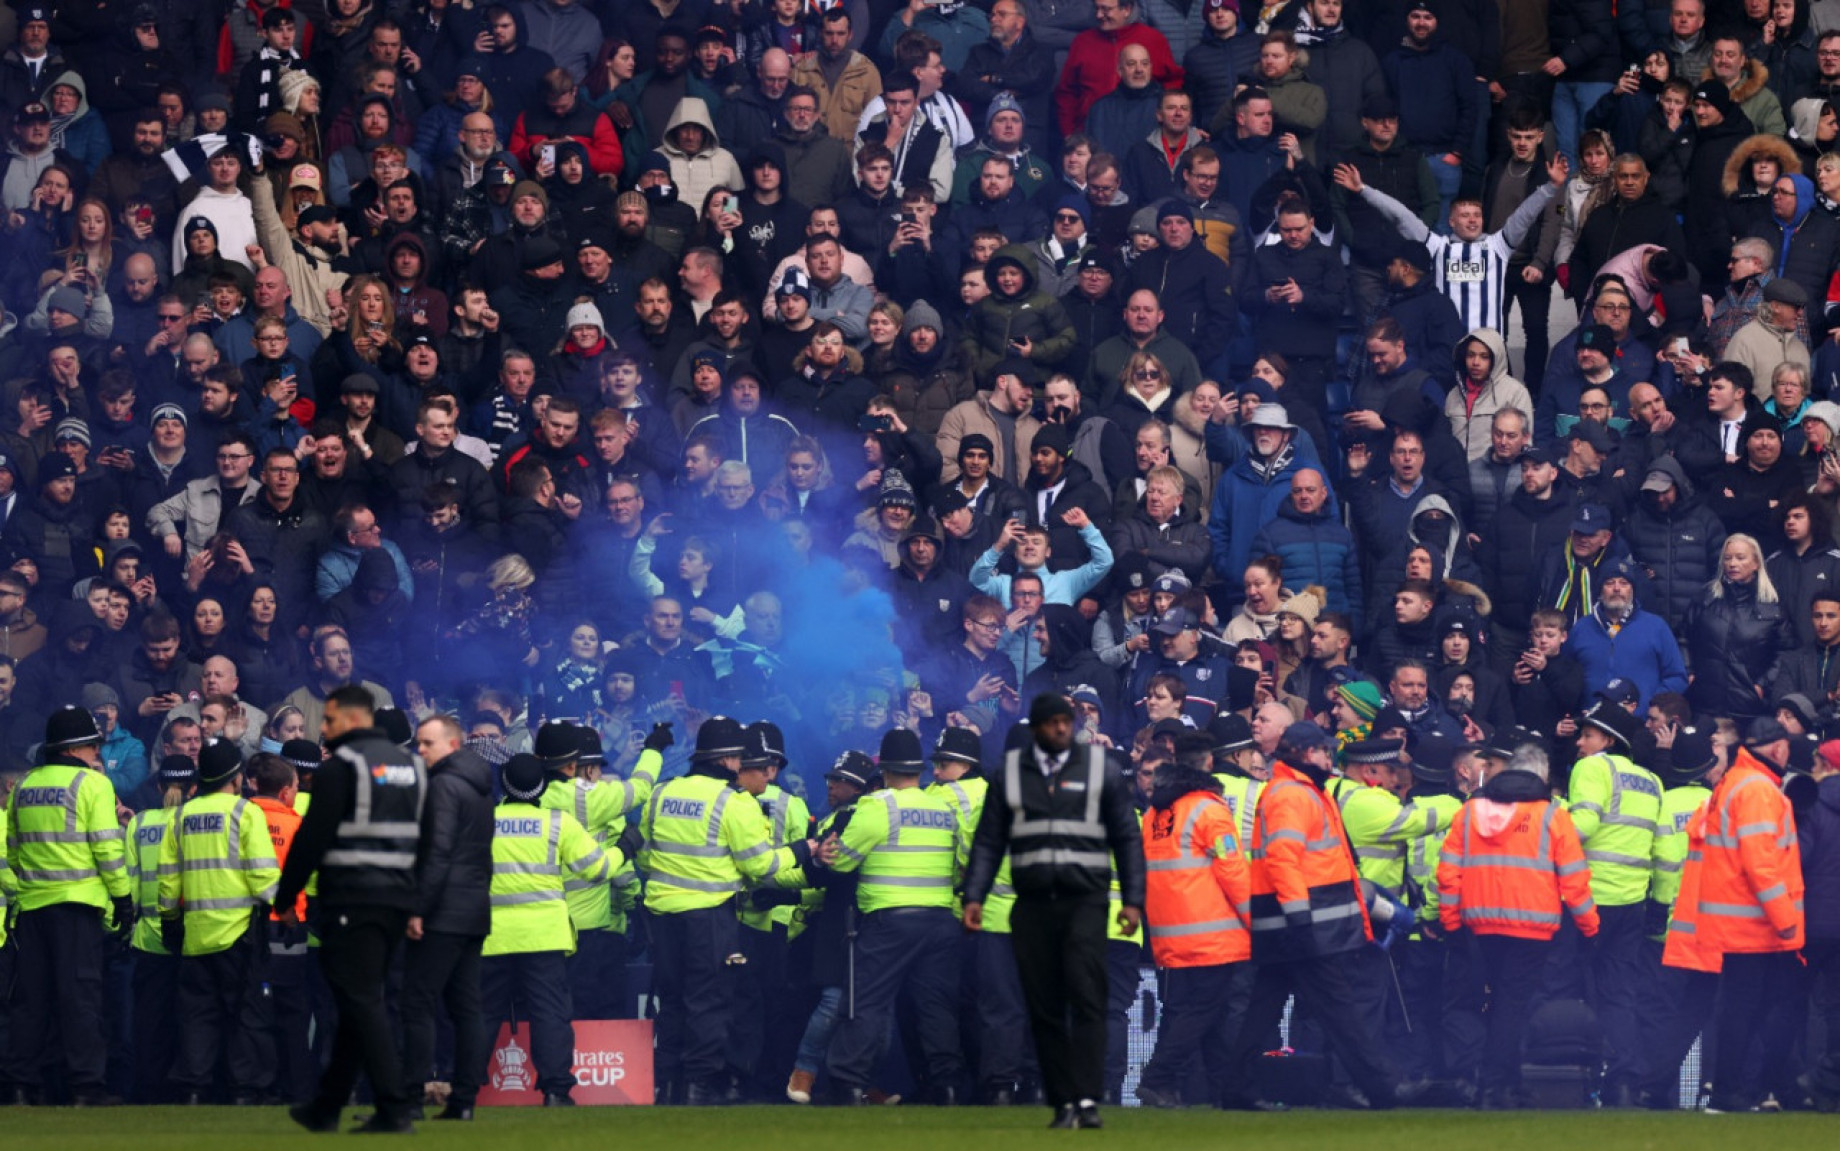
[1055,23,1184,136]
[509,106,625,178]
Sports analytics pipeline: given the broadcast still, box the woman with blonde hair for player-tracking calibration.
[1107,349,1175,434]
[330,274,401,378]
[1683,533,1795,720]
[447,553,541,680]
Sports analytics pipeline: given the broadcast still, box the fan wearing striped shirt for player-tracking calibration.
[1331,151,1569,337]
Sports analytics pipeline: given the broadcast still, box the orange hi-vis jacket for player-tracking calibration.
[1438,781,1600,940]
[1142,784,1252,967]
[253,794,308,923]
[1663,749,1803,968]
[1246,761,1372,964]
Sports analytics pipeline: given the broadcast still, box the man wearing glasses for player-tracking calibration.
[227,448,329,633]
[146,433,262,561]
[928,593,1023,736]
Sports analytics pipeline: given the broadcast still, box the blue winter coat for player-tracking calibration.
[1564,602,1689,710]
[1208,449,1337,591]
[1248,497,1363,632]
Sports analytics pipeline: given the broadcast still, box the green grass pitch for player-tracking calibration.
[2,1105,1834,1149]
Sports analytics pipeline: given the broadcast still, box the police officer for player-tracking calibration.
[1208,714,1265,856]
[1395,737,1472,1096]
[537,720,665,1023]
[158,739,280,1104]
[278,685,427,1134]
[732,721,811,1097]
[785,752,875,1105]
[824,728,967,1104]
[964,694,1146,1130]
[640,716,819,1105]
[484,753,618,1106]
[1329,738,1448,1066]
[5,705,132,1106]
[1568,700,1662,1107]
[123,756,196,1102]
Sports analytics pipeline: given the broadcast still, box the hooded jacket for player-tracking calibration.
[1445,328,1534,463]
[1721,133,1803,243]
[1750,172,1840,311]
[1021,603,1122,717]
[658,97,743,217]
[1620,458,1726,630]
[42,72,108,174]
[960,244,1077,384]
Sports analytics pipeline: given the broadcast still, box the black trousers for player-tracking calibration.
[1505,271,1553,387]
[1638,963,1718,1105]
[650,901,738,1091]
[172,927,276,1096]
[729,922,785,1084]
[129,949,180,1102]
[1591,904,1651,1091]
[1807,940,1840,1098]
[1008,894,1109,1109]
[1712,950,1807,1107]
[1223,951,1399,1107]
[267,921,321,1103]
[9,903,108,1096]
[1476,934,1550,1093]
[1140,962,1239,1101]
[1104,938,1142,1100]
[972,930,1032,1092]
[482,950,575,1099]
[826,906,963,1090]
[567,927,629,1022]
[306,907,412,1123]
[1437,930,1486,1083]
[400,931,486,1106]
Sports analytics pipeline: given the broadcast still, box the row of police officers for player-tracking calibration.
[0,686,1828,1122]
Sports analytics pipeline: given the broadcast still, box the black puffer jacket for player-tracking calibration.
[413,746,496,937]
[1621,456,1727,630]
[1682,577,1795,719]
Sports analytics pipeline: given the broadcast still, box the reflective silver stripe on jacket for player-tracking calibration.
[322,745,425,868]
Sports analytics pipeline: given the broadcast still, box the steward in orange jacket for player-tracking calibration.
[1220,723,1400,1111]
[1439,727,1598,1105]
[1135,741,1250,1108]
[1663,742,1805,1111]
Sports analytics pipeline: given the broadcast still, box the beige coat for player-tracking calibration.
[936,391,1041,483]
[1725,316,1812,399]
